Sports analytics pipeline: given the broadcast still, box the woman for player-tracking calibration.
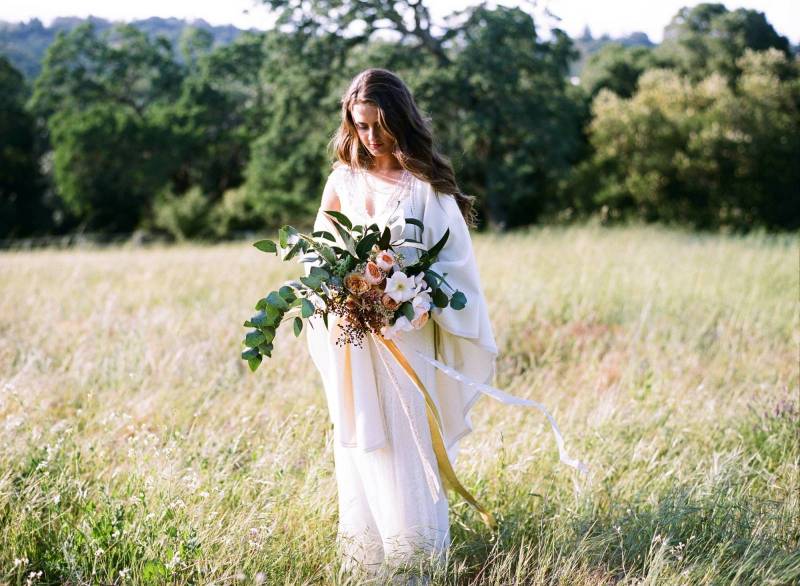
[305,68,498,580]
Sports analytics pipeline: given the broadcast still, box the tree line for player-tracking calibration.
[1,1,798,240]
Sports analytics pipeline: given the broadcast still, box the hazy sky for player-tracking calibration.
[2,0,797,44]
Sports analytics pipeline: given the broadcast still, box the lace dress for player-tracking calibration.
[305,163,498,579]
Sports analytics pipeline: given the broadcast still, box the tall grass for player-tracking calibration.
[0,223,797,584]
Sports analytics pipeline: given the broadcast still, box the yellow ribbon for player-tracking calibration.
[376,336,498,531]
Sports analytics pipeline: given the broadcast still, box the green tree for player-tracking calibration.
[585,48,799,230]
[30,23,184,231]
[656,3,791,82]
[580,43,660,98]
[0,56,47,237]
[49,104,176,231]
[251,1,585,229]
[436,7,584,228]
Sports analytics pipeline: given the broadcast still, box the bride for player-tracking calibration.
[305,68,498,580]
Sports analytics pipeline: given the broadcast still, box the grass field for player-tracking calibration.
[0,223,797,585]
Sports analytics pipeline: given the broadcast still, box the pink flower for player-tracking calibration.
[411,310,429,329]
[364,261,385,285]
[412,292,432,315]
[375,250,396,272]
[381,293,400,311]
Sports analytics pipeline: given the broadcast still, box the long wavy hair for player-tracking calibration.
[330,68,476,227]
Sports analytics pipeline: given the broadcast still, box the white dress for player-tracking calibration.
[305,163,498,578]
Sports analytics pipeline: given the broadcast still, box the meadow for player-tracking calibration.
[0,223,797,585]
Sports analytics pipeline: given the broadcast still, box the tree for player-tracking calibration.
[0,56,47,237]
[30,23,184,231]
[580,43,658,98]
[657,3,791,82]
[431,7,584,228]
[585,49,800,230]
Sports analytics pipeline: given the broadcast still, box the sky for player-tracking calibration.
[1,0,798,44]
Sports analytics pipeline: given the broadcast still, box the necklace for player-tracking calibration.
[359,168,411,220]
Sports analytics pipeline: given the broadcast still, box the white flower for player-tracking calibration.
[412,292,432,318]
[414,273,431,294]
[381,316,413,340]
[384,271,416,303]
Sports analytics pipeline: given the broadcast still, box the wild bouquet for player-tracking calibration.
[241,210,466,372]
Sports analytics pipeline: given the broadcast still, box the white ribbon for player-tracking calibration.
[374,339,444,504]
[415,351,590,483]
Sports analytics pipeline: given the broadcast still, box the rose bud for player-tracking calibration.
[375,250,396,272]
[364,261,385,285]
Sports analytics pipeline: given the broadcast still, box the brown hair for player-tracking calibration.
[330,68,476,227]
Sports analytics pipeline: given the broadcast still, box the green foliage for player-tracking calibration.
[580,43,660,98]
[151,186,215,241]
[49,104,176,232]
[3,2,799,238]
[583,48,800,230]
[408,6,586,228]
[656,3,792,82]
[0,56,47,237]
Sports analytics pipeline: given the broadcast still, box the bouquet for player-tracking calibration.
[241,210,466,372]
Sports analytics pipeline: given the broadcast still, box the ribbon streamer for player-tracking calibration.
[417,352,590,478]
[377,336,499,530]
[342,331,589,531]
[373,339,444,505]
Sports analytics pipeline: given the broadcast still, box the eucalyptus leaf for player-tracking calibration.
[278,225,299,248]
[248,354,262,371]
[309,266,331,280]
[427,228,450,260]
[266,291,289,311]
[301,298,315,318]
[449,290,467,310]
[245,330,266,347]
[311,230,336,242]
[253,239,277,253]
[293,317,303,337]
[248,311,268,328]
[278,285,296,303]
[300,275,323,289]
[432,287,449,308]
[356,231,381,259]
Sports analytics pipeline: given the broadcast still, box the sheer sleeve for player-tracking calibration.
[418,185,499,450]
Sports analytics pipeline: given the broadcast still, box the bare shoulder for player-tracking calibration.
[320,165,343,211]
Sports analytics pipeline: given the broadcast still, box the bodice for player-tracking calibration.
[330,163,414,227]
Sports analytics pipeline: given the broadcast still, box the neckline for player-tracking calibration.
[362,168,408,186]
[359,169,413,221]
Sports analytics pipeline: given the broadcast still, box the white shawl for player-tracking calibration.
[304,174,498,453]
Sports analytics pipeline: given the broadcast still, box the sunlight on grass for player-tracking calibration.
[0,223,797,584]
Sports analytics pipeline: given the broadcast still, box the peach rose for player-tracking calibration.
[411,310,429,329]
[364,261,385,285]
[381,293,400,311]
[375,250,396,272]
[344,272,370,295]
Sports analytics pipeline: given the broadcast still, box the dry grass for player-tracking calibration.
[0,223,797,584]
